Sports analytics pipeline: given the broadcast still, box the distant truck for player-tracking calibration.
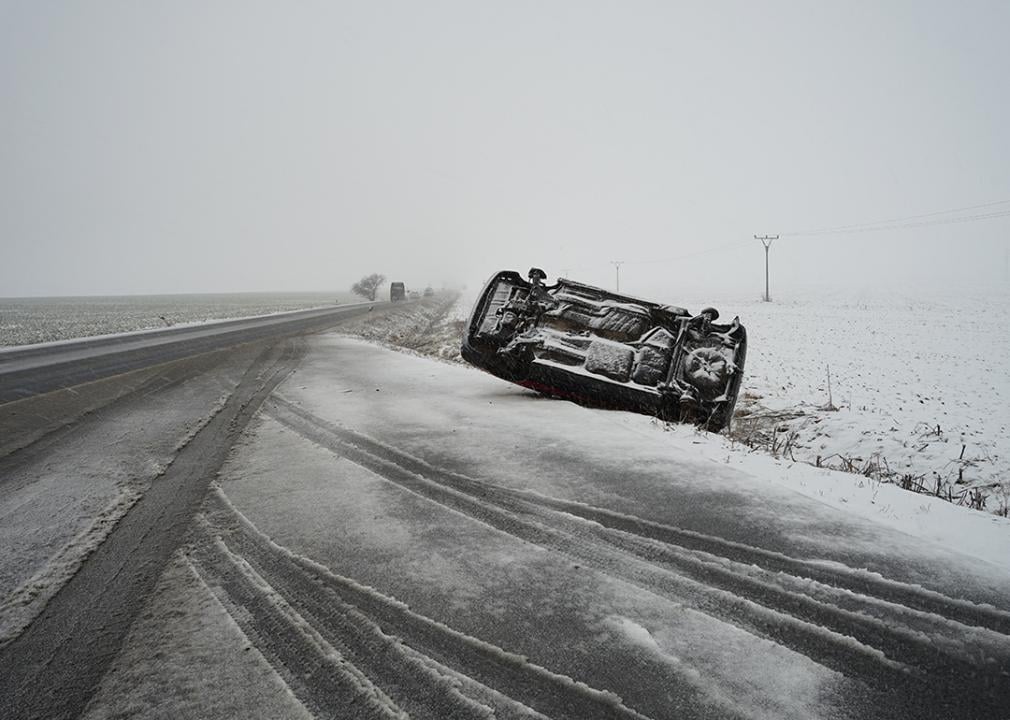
[423,287,435,297]
[390,282,406,302]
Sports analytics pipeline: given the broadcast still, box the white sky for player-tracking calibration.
[2,1,1008,299]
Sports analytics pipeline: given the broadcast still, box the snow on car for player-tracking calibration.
[461,268,747,431]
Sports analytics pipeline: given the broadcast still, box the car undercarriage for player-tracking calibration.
[461,269,747,431]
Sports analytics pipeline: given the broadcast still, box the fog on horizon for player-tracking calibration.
[2,1,1008,303]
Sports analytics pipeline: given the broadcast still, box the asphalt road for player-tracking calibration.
[0,302,383,403]
[0,303,397,720]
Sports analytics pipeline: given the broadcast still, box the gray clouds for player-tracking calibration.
[2,1,1007,298]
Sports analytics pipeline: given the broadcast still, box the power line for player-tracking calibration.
[545,196,1010,293]
[789,209,1010,237]
[783,198,1010,237]
[625,240,752,266]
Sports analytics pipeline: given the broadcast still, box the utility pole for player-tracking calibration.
[610,261,624,292]
[754,235,778,302]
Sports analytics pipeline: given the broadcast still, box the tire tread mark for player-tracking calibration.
[397,645,554,720]
[272,395,1010,637]
[265,398,1010,716]
[0,346,238,479]
[190,530,407,720]
[0,339,303,720]
[195,522,502,718]
[205,489,657,720]
[263,399,914,686]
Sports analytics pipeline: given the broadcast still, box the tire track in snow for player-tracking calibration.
[0,344,239,493]
[530,496,1010,636]
[193,520,504,719]
[264,398,904,684]
[398,646,554,720]
[190,530,410,720]
[0,339,304,720]
[264,397,1010,700]
[271,397,1010,637]
[202,489,657,720]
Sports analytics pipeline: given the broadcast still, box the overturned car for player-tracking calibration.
[461,269,747,431]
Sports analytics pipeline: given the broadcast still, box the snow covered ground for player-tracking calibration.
[6,291,1006,718]
[333,293,466,362]
[708,287,1010,517]
[82,332,1010,720]
[346,285,1009,518]
[274,334,1010,570]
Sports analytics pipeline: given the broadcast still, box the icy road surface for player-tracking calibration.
[77,335,1010,720]
[0,300,381,403]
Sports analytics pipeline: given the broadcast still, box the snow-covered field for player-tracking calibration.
[344,286,1009,517]
[684,288,1010,517]
[0,291,357,347]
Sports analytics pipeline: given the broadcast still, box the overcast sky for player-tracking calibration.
[2,1,1008,300]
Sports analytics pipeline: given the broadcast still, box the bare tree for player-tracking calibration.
[351,273,386,301]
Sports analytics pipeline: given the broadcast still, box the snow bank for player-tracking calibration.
[334,293,466,363]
